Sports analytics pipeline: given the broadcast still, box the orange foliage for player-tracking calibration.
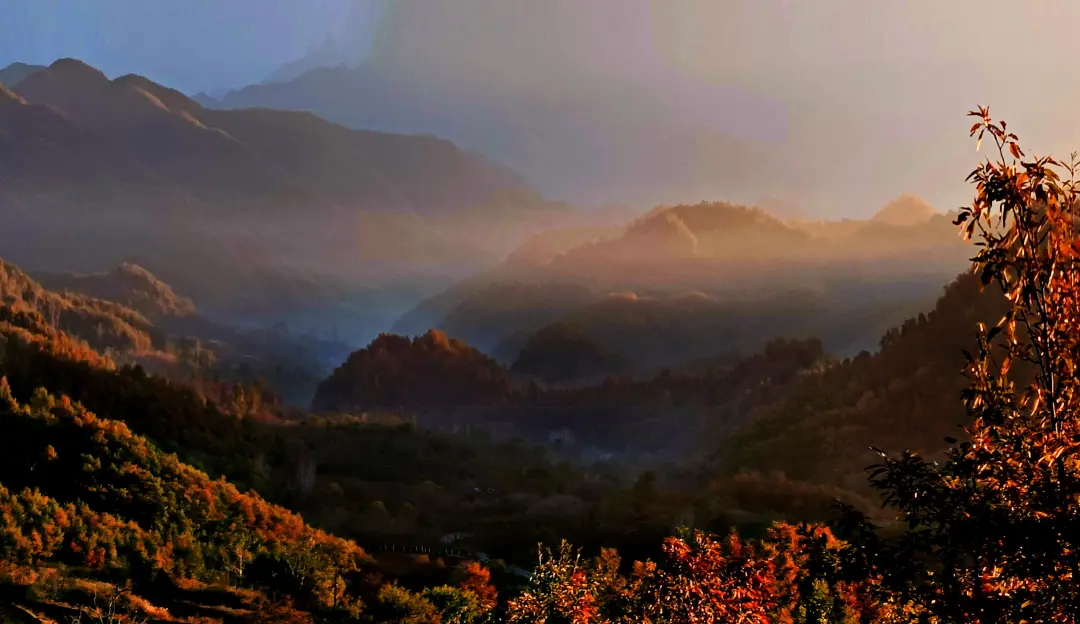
[0,385,370,614]
[507,524,870,623]
[828,109,1080,621]
[457,560,498,609]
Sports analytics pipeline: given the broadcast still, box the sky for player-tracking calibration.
[2,0,1079,216]
[0,0,380,94]
[360,0,1080,215]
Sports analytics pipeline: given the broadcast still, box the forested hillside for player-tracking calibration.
[717,271,1011,492]
[312,330,516,413]
[0,257,733,620]
[509,322,634,384]
[34,263,198,321]
[312,330,834,467]
[0,384,373,620]
[3,257,349,409]
[1,258,163,355]
[0,260,563,621]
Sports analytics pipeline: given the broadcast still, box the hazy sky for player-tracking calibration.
[2,0,1079,216]
[362,0,1080,214]
[0,0,380,94]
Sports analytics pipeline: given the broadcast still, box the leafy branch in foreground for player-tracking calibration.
[833,106,1080,622]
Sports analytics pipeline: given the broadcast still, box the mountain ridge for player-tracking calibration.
[10,58,536,216]
[389,198,972,371]
[871,193,939,226]
[207,61,785,209]
[1,58,578,340]
[0,61,45,87]
[33,262,199,321]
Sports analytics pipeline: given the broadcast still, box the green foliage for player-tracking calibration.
[422,585,491,624]
[369,583,443,623]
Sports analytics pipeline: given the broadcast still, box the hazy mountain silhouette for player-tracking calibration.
[870,193,939,226]
[8,58,534,216]
[391,198,972,367]
[261,1,382,84]
[1,58,580,342]
[262,41,348,86]
[0,62,44,87]
[205,3,787,208]
[527,201,968,289]
[406,282,599,357]
[208,1,1055,218]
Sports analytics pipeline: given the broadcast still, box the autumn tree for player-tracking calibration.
[505,529,853,623]
[454,560,499,612]
[832,107,1080,622]
[505,540,619,623]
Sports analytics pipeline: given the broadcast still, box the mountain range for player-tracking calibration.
[198,2,789,209]
[208,67,780,209]
[3,59,533,214]
[1,58,580,342]
[1,54,973,352]
[0,61,42,87]
[391,199,971,362]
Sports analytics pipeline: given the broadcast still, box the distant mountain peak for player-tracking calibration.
[872,194,938,226]
[46,58,110,82]
[113,73,204,115]
[0,62,46,88]
[1,61,42,72]
[647,212,699,249]
[190,92,221,108]
[13,60,218,138]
